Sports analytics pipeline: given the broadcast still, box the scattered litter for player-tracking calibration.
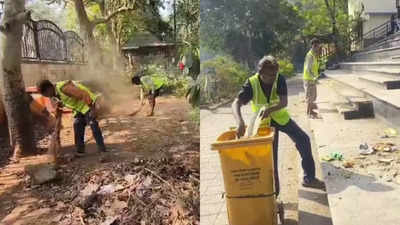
[382,128,398,138]
[354,156,366,160]
[359,143,374,155]
[342,161,355,168]
[344,173,351,179]
[98,184,116,195]
[378,158,394,164]
[373,143,397,152]
[321,152,343,161]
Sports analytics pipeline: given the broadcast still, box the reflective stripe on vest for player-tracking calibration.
[303,50,319,81]
[55,80,98,116]
[249,74,290,126]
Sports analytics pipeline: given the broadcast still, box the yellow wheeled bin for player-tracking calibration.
[211,127,284,225]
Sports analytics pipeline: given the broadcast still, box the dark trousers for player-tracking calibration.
[74,110,105,152]
[271,119,316,196]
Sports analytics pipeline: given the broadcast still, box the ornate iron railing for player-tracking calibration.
[21,19,86,64]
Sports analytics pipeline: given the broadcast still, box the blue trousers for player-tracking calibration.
[271,119,316,196]
[74,110,105,152]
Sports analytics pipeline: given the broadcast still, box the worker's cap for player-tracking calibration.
[257,55,278,72]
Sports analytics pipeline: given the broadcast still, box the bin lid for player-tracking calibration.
[211,128,274,151]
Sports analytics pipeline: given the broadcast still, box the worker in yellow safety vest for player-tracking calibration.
[303,38,322,119]
[38,79,107,156]
[232,55,325,196]
[131,69,166,117]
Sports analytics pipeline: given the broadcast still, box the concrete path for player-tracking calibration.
[309,78,400,225]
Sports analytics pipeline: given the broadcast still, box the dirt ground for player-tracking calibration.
[0,96,199,225]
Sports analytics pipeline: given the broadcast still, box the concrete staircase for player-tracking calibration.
[309,38,400,225]
[307,79,400,225]
[324,44,400,126]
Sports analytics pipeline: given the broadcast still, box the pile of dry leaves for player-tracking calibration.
[23,152,199,225]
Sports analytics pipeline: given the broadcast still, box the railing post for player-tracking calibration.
[32,20,41,60]
[387,24,389,37]
[64,36,68,62]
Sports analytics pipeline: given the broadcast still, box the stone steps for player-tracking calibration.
[324,70,400,126]
[358,74,400,90]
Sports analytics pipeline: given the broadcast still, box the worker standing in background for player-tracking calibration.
[232,55,325,196]
[37,79,107,156]
[303,38,321,119]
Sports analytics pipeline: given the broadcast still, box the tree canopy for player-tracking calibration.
[201,0,362,68]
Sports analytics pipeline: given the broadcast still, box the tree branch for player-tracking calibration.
[93,4,137,26]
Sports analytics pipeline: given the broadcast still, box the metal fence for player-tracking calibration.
[353,18,395,51]
[22,19,86,64]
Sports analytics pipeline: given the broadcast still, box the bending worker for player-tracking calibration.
[38,79,107,156]
[131,69,166,117]
[232,55,325,195]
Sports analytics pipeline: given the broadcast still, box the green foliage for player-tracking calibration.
[298,0,358,58]
[138,64,192,98]
[200,0,302,66]
[65,4,79,32]
[179,45,200,79]
[278,59,295,77]
[201,55,249,103]
[172,0,200,48]
[186,81,201,107]
[26,1,67,28]
[189,107,200,127]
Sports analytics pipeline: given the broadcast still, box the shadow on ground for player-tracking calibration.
[322,162,394,195]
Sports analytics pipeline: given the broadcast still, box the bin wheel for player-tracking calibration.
[278,202,284,225]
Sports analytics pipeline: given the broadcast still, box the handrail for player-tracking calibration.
[363,19,391,37]
[352,15,400,52]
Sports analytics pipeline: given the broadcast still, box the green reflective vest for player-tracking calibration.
[249,73,290,127]
[140,75,166,92]
[55,80,98,116]
[303,50,319,81]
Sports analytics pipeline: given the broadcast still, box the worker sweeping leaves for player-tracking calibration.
[131,68,166,117]
[37,79,107,156]
[232,55,325,196]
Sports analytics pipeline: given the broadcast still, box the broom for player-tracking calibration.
[48,97,62,164]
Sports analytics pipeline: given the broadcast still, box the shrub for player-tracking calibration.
[201,55,249,103]
[135,63,191,98]
[278,59,295,77]
[189,107,200,128]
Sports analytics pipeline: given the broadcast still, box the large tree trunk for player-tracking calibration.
[99,1,120,71]
[73,0,101,71]
[1,0,35,159]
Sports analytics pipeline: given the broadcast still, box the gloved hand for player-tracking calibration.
[89,102,97,119]
[236,120,246,138]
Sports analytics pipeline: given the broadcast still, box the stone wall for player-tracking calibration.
[21,61,88,87]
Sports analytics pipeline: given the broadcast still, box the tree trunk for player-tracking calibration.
[99,1,120,71]
[1,0,35,159]
[324,0,340,62]
[73,0,100,71]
